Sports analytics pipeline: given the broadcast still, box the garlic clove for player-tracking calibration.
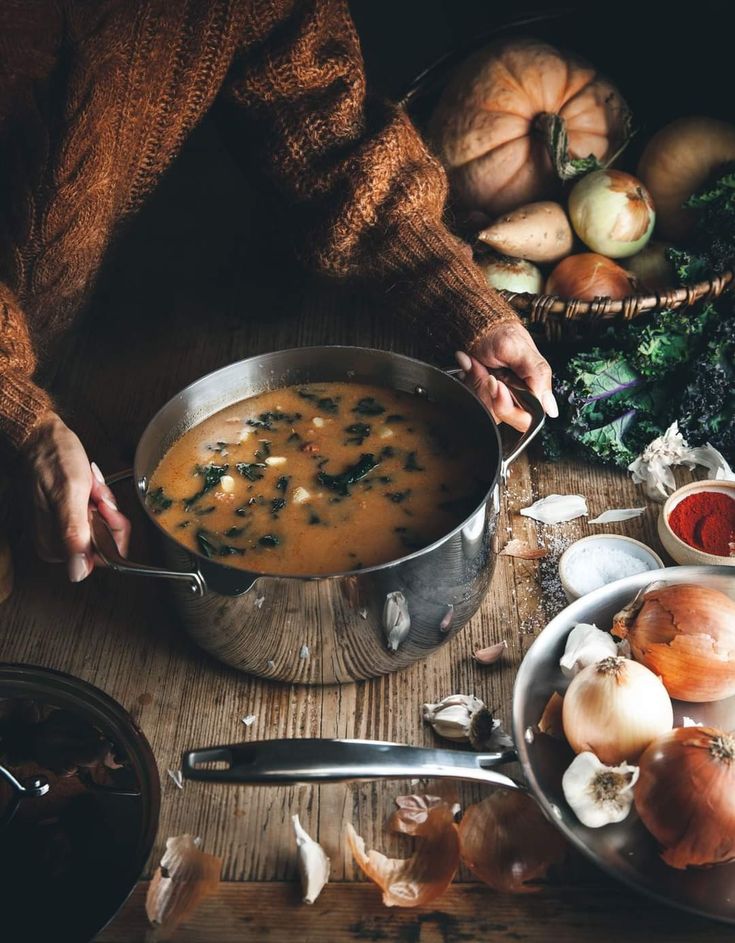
[145,835,221,935]
[346,803,460,907]
[559,623,618,678]
[292,814,330,905]
[520,494,588,524]
[265,456,287,466]
[292,486,311,504]
[422,694,486,741]
[473,639,507,665]
[383,591,411,651]
[562,751,639,828]
[219,475,236,493]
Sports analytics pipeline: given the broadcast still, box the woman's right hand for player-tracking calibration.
[21,412,131,582]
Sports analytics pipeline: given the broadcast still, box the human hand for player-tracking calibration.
[456,321,558,432]
[21,412,131,582]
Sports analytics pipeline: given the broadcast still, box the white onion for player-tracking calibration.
[480,255,543,294]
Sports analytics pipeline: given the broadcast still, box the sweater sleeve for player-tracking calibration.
[220,0,519,354]
[0,284,54,452]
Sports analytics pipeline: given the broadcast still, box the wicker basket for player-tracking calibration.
[400,11,735,342]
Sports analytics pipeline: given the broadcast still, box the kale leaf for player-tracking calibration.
[184,464,229,509]
[317,453,379,496]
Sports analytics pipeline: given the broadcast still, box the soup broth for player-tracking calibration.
[146,382,491,575]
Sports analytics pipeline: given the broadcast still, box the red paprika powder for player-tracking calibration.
[668,491,735,556]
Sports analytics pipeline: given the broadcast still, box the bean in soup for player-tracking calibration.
[146,382,491,575]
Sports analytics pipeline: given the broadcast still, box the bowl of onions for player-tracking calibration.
[514,564,735,924]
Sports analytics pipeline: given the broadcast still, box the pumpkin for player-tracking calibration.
[429,38,631,217]
[637,116,735,241]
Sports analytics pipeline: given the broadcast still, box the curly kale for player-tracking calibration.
[667,164,735,283]
[546,300,734,469]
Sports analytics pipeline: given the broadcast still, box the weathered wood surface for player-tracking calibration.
[0,121,723,941]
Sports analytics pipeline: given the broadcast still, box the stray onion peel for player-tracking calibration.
[346,801,460,907]
[613,582,735,702]
[459,790,566,893]
[146,835,221,938]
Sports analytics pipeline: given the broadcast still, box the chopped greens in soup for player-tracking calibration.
[147,382,490,575]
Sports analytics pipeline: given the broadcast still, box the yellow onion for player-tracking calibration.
[458,790,566,893]
[636,726,735,868]
[546,253,635,301]
[625,241,675,292]
[568,170,655,258]
[612,583,735,702]
[562,656,673,764]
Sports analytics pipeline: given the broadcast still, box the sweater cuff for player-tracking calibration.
[384,217,521,355]
[0,368,54,453]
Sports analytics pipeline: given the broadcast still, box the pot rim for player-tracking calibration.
[134,345,502,582]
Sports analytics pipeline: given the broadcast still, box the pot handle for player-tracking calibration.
[446,369,545,479]
[181,738,522,791]
[89,471,206,597]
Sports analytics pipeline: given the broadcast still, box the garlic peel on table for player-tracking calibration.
[520,493,588,524]
[562,752,639,828]
[145,835,221,937]
[292,814,330,905]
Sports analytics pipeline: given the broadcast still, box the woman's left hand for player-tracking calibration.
[456,321,558,431]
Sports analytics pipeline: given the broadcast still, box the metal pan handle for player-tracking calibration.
[182,738,522,791]
[446,369,545,478]
[89,471,206,597]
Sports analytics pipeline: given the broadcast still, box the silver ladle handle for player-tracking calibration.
[182,738,522,791]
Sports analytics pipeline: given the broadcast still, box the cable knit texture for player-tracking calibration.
[0,0,518,453]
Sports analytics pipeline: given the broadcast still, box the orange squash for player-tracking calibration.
[430,38,631,217]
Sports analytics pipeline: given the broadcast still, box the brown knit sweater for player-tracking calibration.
[0,0,518,454]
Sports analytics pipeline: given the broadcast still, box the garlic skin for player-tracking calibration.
[560,623,618,678]
[292,814,330,905]
[562,752,639,828]
[423,694,486,742]
[520,494,588,524]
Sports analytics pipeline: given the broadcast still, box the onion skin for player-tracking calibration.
[546,253,635,301]
[612,582,735,702]
[562,656,673,764]
[459,790,566,892]
[636,726,735,869]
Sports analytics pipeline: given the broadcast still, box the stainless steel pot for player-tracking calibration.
[93,347,544,684]
[182,566,735,924]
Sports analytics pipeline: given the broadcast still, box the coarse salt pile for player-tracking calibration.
[564,543,652,597]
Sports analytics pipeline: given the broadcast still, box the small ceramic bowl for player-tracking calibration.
[559,534,664,602]
[658,479,735,567]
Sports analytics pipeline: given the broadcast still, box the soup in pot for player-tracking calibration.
[146,382,491,575]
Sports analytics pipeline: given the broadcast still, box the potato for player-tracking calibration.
[478,201,573,263]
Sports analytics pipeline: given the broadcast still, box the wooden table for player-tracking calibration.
[0,124,730,942]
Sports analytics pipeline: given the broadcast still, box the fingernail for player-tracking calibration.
[91,461,105,485]
[454,350,472,372]
[542,391,560,418]
[68,553,89,583]
[487,375,499,397]
[101,495,118,511]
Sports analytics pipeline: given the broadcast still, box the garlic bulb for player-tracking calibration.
[422,695,485,742]
[562,656,673,764]
[562,752,639,828]
[292,814,330,905]
[559,623,618,678]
